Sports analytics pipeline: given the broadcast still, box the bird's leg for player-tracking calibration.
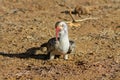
[64,54,68,60]
[50,53,55,60]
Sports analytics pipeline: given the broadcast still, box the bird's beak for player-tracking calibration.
[56,26,61,41]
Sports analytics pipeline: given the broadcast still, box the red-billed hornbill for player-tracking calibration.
[42,21,75,60]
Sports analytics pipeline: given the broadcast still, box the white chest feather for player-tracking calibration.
[59,38,69,53]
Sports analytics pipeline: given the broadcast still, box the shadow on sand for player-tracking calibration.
[0,43,49,60]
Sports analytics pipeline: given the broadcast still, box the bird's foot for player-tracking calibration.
[50,53,55,60]
[64,54,68,60]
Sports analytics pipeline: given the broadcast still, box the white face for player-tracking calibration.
[58,22,68,32]
[55,21,68,40]
[58,22,68,36]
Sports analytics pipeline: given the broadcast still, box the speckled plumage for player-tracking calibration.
[47,37,75,55]
[42,21,75,59]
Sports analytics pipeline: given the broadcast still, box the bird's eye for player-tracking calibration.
[62,24,64,27]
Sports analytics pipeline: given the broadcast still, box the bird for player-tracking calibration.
[40,21,75,60]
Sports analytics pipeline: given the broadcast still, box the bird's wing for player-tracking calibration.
[46,38,75,54]
[67,40,75,54]
[47,37,57,52]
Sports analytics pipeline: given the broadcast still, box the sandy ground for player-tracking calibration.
[0,0,120,80]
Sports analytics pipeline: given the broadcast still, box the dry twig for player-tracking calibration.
[56,1,99,25]
[65,17,99,23]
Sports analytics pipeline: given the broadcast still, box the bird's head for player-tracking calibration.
[55,21,68,41]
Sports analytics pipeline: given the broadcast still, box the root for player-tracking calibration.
[65,17,99,23]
